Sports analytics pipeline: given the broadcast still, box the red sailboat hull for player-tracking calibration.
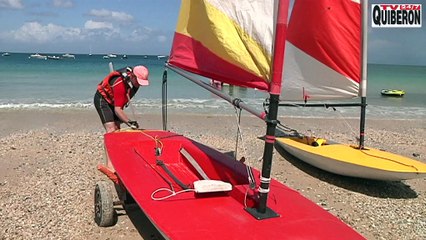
[104,130,364,239]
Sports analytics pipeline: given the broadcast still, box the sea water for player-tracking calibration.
[0,52,425,120]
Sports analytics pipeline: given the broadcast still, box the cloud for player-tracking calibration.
[88,9,133,22]
[157,35,167,43]
[0,0,23,9]
[9,22,82,43]
[127,26,158,42]
[52,0,73,8]
[84,20,113,30]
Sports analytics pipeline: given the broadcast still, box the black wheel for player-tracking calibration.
[94,181,117,227]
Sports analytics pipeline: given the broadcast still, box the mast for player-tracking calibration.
[246,0,289,220]
[359,0,368,149]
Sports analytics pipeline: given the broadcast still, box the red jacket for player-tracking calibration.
[97,72,136,108]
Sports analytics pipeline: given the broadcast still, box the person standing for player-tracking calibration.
[94,65,149,183]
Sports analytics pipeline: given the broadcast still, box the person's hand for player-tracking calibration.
[127,120,139,129]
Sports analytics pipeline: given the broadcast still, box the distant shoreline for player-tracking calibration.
[3,53,426,67]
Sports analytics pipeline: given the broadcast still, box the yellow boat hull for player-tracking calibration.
[381,89,405,97]
[276,137,426,181]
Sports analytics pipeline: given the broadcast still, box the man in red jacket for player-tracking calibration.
[94,65,149,133]
[94,65,149,183]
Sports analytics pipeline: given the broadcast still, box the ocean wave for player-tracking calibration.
[0,102,93,109]
[0,99,425,120]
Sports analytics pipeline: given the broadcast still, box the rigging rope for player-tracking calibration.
[272,97,359,143]
[234,107,242,159]
[233,106,256,190]
[328,106,359,142]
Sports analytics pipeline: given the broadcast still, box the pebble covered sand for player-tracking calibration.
[0,110,425,239]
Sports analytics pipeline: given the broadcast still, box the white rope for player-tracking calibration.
[244,187,250,208]
[233,107,256,189]
[151,187,195,201]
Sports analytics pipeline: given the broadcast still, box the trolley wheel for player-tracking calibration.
[94,181,117,227]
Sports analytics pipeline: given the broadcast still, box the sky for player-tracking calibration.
[0,0,425,66]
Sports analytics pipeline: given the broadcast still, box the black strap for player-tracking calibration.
[156,160,190,190]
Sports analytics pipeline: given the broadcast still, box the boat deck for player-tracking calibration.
[104,130,365,239]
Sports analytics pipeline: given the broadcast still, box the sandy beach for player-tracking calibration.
[0,109,425,239]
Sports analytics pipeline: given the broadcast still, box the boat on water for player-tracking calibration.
[94,0,365,239]
[103,54,117,59]
[47,55,61,60]
[1,52,10,57]
[274,0,426,181]
[29,53,47,60]
[62,53,75,59]
[381,89,405,97]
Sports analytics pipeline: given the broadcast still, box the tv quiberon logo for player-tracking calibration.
[371,4,422,28]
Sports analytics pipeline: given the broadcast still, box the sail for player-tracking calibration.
[168,0,277,91]
[282,0,361,101]
[169,0,361,101]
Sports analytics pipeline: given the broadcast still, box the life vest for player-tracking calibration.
[97,71,126,105]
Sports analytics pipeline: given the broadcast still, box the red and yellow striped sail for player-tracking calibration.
[169,0,276,91]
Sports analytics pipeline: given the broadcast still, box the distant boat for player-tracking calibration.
[381,89,405,97]
[62,53,75,59]
[29,53,47,60]
[122,54,127,59]
[103,54,117,59]
[47,55,61,60]
[157,55,167,60]
[2,52,10,57]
